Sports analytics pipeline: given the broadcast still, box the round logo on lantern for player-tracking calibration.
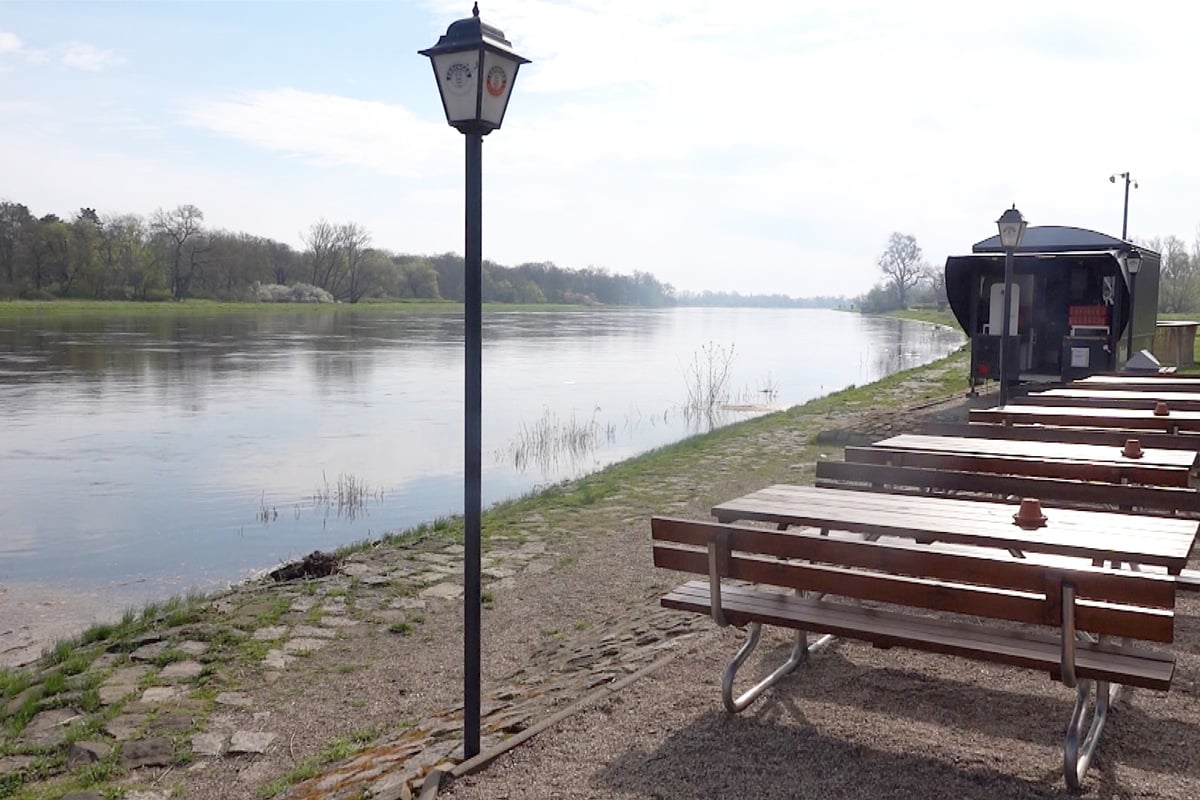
[485,65,508,97]
[444,62,473,95]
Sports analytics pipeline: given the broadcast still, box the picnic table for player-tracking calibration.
[1021,388,1200,411]
[1074,375,1200,392]
[654,484,1198,788]
[858,433,1200,488]
[711,483,1197,573]
[921,420,1200,451]
[970,403,1200,434]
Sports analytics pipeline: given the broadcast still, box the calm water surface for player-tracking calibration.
[0,307,963,602]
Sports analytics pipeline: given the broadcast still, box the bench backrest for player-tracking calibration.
[814,459,1200,517]
[650,516,1176,643]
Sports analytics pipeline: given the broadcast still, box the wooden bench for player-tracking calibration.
[651,515,1178,789]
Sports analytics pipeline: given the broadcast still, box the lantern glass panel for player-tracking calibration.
[431,50,482,123]
[479,50,521,127]
[998,222,1022,248]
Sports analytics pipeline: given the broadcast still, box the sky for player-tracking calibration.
[2,1,1199,299]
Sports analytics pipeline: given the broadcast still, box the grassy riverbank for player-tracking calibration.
[0,327,970,800]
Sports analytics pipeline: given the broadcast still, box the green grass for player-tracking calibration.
[0,668,32,701]
[0,299,601,320]
[884,307,958,328]
[255,728,381,799]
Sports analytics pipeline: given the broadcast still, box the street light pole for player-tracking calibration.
[996,206,1028,407]
[1109,172,1138,240]
[463,129,483,757]
[420,5,529,760]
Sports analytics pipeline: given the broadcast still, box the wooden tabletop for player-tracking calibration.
[1075,375,1200,392]
[970,404,1200,434]
[872,434,1199,470]
[1022,388,1200,411]
[860,434,1198,487]
[711,484,1199,573]
[920,421,1200,451]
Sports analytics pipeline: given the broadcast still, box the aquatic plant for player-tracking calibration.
[682,341,735,412]
[313,471,383,520]
[504,406,616,475]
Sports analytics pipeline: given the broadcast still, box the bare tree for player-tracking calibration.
[303,219,341,291]
[877,232,924,308]
[338,222,372,302]
[151,204,208,299]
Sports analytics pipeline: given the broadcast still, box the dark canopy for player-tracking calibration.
[971,225,1130,254]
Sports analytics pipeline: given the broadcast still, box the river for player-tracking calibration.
[0,306,963,604]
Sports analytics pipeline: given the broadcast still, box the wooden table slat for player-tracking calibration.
[712,485,1198,572]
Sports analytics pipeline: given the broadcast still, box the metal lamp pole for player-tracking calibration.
[1110,172,1138,240]
[996,206,1027,406]
[420,5,529,760]
[1125,248,1143,362]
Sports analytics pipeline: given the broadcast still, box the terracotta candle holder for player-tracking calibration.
[1122,438,1144,459]
[1154,401,1170,416]
[1013,497,1048,529]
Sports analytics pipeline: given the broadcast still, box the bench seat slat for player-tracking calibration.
[663,580,1175,691]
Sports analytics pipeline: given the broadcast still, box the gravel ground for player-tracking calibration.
[441,597,1200,800]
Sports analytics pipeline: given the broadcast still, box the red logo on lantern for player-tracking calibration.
[485,65,507,97]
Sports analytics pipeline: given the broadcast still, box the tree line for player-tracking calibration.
[1139,234,1200,314]
[0,199,836,309]
[0,200,681,306]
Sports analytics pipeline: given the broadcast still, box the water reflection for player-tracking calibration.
[0,307,964,598]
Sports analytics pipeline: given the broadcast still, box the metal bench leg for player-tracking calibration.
[1064,678,1120,790]
[722,623,806,713]
[721,615,836,713]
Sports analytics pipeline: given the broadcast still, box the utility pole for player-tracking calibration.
[1109,172,1138,240]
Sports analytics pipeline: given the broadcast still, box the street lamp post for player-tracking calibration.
[1125,248,1143,363]
[996,205,1028,406]
[420,4,529,760]
[1109,172,1138,240]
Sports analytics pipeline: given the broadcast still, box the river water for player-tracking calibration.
[0,306,963,603]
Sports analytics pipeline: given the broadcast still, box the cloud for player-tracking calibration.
[183,89,454,178]
[61,41,124,71]
[0,30,21,54]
